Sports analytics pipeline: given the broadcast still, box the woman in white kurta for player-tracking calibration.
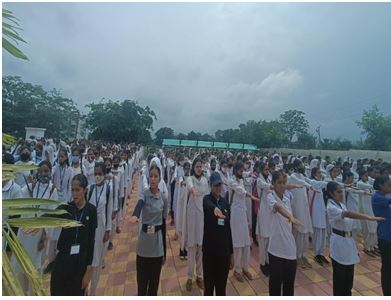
[177,161,191,259]
[88,162,113,296]
[13,161,58,294]
[14,146,35,188]
[308,166,330,265]
[356,169,378,255]
[185,158,209,291]
[173,160,185,234]
[82,148,96,186]
[255,162,273,275]
[228,162,259,282]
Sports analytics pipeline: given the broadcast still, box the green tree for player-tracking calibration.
[2,76,80,139]
[294,132,317,149]
[280,110,310,145]
[86,99,156,144]
[154,127,175,146]
[357,105,391,151]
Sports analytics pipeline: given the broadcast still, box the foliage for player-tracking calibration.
[2,76,80,139]
[357,105,391,151]
[2,8,28,60]
[154,127,175,146]
[280,110,310,144]
[2,148,81,295]
[85,99,156,144]
[321,138,354,151]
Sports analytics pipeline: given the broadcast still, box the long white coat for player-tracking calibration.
[357,180,377,234]
[13,182,58,271]
[89,181,113,267]
[185,176,209,247]
[287,173,313,234]
[228,177,251,248]
[256,175,273,238]
[52,164,72,203]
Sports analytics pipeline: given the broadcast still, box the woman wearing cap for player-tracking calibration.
[202,171,233,296]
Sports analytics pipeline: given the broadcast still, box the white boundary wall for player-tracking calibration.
[261,148,391,161]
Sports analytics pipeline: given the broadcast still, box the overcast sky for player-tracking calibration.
[3,2,391,140]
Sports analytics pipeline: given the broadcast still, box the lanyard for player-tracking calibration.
[35,182,49,199]
[95,185,105,208]
[74,208,85,244]
[59,166,66,190]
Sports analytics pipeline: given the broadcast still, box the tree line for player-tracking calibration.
[3,76,390,151]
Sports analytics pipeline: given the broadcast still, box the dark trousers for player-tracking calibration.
[331,258,354,296]
[379,239,391,296]
[203,252,230,296]
[268,253,297,296]
[50,253,87,296]
[136,255,163,296]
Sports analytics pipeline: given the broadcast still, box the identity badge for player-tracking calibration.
[218,218,225,226]
[70,244,80,255]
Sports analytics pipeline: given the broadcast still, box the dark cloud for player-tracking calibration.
[3,3,391,140]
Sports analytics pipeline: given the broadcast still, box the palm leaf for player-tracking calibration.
[2,164,38,172]
[2,198,64,208]
[3,27,26,43]
[2,172,16,182]
[2,133,17,146]
[6,217,82,228]
[2,37,28,60]
[2,226,47,295]
[3,208,69,216]
[2,251,25,295]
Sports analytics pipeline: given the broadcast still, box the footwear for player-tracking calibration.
[108,242,113,250]
[179,249,185,260]
[321,256,330,265]
[234,271,244,282]
[374,248,382,256]
[43,261,55,274]
[243,270,253,280]
[116,227,121,234]
[297,258,306,269]
[364,249,375,257]
[196,277,204,289]
[302,257,312,269]
[260,264,270,277]
[314,255,324,266]
[186,279,192,291]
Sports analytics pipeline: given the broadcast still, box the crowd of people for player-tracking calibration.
[2,137,391,296]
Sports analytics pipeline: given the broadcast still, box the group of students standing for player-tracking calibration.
[3,138,144,295]
[134,148,390,296]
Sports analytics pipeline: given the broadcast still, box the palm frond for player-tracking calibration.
[3,208,69,216]
[2,250,25,296]
[6,217,82,229]
[2,198,64,208]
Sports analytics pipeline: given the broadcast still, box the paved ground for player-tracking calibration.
[89,175,383,296]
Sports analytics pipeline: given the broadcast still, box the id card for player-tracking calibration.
[147,226,155,235]
[218,218,225,226]
[70,244,80,255]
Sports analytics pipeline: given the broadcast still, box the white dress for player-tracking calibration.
[13,182,58,271]
[256,175,273,238]
[287,173,313,234]
[356,180,377,234]
[52,164,73,203]
[308,179,329,229]
[185,176,209,247]
[89,182,113,267]
[228,177,251,248]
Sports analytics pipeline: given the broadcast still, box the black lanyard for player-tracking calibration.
[74,208,85,244]
[35,182,49,199]
[59,166,66,190]
[95,185,105,208]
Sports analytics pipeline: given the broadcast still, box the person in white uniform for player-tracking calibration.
[356,168,379,256]
[82,148,96,186]
[13,160,58,294]
[177,161,191,260]
[228,161,260,282]
[87,162,113,296]
[326,181,383,296]
[185,158,209,291]
[267,170,302,296]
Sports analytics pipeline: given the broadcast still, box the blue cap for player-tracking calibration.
[210,171,223,187]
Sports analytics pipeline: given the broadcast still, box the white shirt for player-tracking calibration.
[327,199,360,265]
[267,191,296,260]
